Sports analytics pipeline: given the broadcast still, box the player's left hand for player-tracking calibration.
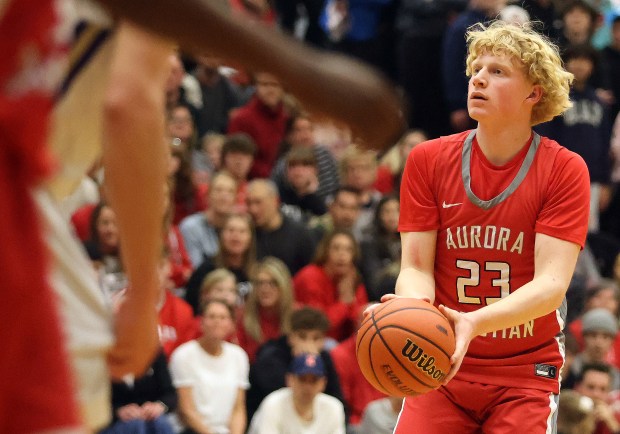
[438,304,477,384]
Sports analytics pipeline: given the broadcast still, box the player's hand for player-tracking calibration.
[438,304,476,384]
[362,294,432,319]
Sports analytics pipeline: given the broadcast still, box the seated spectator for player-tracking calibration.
[360,194,401,301]
[278,146,327,222]
[330,304,385,428]
[237,257,295,362]
[179,171,237,268]
[167,103,198,150]
[246,179,315,275]
[272,113,340,202]
[192,133,225,188]
[378,129,427,195]
[84,202,125,295]
[220,133,256,213]
[557,389,596,434]
[185,212,256,315]
[339,145,383,240]
[359,396,403,434]
[198,268,239,312]
[246,307,344,422]
[100,350,177,434]
[569,279,620,352]
[165,52,201,113]
[571,308,620,390]
[169,138,208,225]
[170,299,249,434]
[575,362,620,433]
[164,179,193,290]
[294,230,369,342]
[308,186,362,244]
[192,54,245,137]
[228,71,289,178]
[248,353,346,434]
[157,258,200,360]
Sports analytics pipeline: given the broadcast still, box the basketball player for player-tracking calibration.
[389,21,589,433]
[2,1,403,433]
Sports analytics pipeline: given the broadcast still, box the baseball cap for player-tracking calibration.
[582,308,619,336]
[289,353,326,377]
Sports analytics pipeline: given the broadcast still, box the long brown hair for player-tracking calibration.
[214,212,257,276]
[243,257,293,343]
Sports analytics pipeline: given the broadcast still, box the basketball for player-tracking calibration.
[356,297,456,397]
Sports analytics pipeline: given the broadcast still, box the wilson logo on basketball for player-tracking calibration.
[401,339,447,381]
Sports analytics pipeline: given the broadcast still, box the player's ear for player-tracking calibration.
[526,85,543,104]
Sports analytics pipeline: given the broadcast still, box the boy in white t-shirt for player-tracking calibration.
[248,353,345,434]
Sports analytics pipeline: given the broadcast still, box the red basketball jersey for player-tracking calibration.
[0,1,79,432]
[399,130,590,393]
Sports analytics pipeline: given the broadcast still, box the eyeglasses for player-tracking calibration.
[254,279,278,288]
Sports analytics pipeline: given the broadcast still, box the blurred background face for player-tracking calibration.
[97,206,119,252]
[202,276,237,308]
[577,370,611,402]
[224,152,253,180]
[288,329,325,355]
[202,301,234,340]
[165,54,184,94]
[344,156,377,191]
[288,117,314,147]
[586,287,619,315]
[246,185,278,228]
[566,57,594,84]
[286,162,316,191]
[288,374,326,403]
[254,72,284,109]
[400,131,427,158]
[208,175,237,215]
[167,106,194,142]
[326,234,355,276]
[254,271,280,309]
[197,54,222,73]
[583,331,615,361]
[330,191,360,229]
[221,216,252,255]
[379,199,400,233]
[564,8,593,36]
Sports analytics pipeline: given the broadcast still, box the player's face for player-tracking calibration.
[221,216,252,256]
[468,52,539,125]
[577,370,612,402]
[254,271,281,309]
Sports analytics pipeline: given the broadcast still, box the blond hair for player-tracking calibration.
[244,257,294,343]
[466,21,573,125]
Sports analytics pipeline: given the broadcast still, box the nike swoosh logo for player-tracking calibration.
[442,201,463,208]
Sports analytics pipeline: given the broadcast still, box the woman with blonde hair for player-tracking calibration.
[237,257,294,362]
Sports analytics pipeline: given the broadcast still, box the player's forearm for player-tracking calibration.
[98,0,403,149]
[466,274,569,337]
[395,267,435,303]
[102,24,170,296]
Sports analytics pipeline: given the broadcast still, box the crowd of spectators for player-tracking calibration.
[60,0,620,432]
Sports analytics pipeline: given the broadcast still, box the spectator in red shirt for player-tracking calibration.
[237,257,295,362]
[228,72,289,178]
[293,229,368,341]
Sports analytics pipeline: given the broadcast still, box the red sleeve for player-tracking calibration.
[398,140,441,232]
[536,149,590,248]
